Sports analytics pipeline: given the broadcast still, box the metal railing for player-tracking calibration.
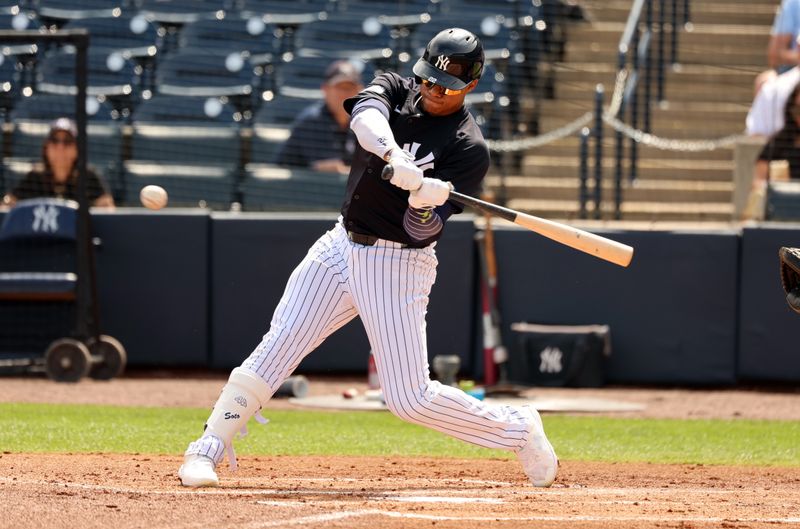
[579,0,691,220]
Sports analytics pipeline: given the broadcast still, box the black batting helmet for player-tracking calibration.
[412,28,484,91]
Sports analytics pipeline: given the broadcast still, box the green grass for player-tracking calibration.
[0,403,798,466]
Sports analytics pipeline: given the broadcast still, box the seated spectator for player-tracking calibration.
[2,118,115,208]
[768,0,800,73]
[755,84,800,186]
[276,60,364,175]
[747,67,800,136]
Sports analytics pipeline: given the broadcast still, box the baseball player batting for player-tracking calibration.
[179,28,558,489]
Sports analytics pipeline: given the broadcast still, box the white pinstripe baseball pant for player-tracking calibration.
[187,220,533,463]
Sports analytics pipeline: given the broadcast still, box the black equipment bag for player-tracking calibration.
[507,322,611,388]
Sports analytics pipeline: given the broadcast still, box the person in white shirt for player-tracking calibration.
[746,66,800,137]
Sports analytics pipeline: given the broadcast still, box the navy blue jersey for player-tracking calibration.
[341,72,489,247]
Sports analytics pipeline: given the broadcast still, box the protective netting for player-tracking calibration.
[0,0,785,221]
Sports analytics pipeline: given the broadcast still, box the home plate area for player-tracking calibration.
[1,454,798,529]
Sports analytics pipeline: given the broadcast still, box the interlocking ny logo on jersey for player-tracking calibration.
[402,142,435,172]
[435,55,450,70]
[539,347,564,374]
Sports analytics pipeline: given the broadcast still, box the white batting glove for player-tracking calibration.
[387,149,423,191]
[408,177,453,209]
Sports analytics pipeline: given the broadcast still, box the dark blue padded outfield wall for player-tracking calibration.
[7,209,798,384]
[209,214,476,373]
[92,211,210,366]
[490,226,741,385]
[738,225,800,382]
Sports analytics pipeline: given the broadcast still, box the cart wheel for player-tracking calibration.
[88,335,127,380]
[44,338,92,383]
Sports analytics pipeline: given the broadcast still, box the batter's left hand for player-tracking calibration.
[408,177,453,209]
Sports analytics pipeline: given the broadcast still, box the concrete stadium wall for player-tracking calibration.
[3,210,798,383]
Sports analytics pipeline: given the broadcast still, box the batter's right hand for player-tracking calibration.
[387,150,423,191]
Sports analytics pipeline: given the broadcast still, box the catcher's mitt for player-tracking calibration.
[779,247,800,314]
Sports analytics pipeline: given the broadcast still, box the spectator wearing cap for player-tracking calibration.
[2,118,115,208]
[276,60,364,174]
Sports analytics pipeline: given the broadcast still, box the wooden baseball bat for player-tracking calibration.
[381,165,634,267]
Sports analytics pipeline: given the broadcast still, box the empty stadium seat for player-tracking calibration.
[154,50,259,117]
[35,1,128,24]
[61,15,161,95]
[240,163,345,211]
[292,13,394,63]
[62,15,161,59]
[178,15,278,60]
[238,0,329,23]
[126,95,241,208]
[35,48,138,106]
[275,56,371,99]
[136,0,228,25]
[0,11,40,59]
[438,0,531,20]
[236,0,330,58]
[0,54,20,113]
[334,0,434,22]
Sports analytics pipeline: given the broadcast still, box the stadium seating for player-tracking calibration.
[292,13,394,63]
[237,0,330,23]
[334,0,435,21]
[156,50,257,98]
[62,15,161,58]
[274,56,371,99]
[236,0,330,59]
[0,11,40,66]
[61,15,161,95]
[35,48,139,112]
[438,0,531,20]
[136,0,229,25]
[178,15,277,58]
[34,1,128,24]
[239,163,345,211]
[0,55,20,113]
[126,95,242,208]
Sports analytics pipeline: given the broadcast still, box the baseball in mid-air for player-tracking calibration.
[140,185,168,210]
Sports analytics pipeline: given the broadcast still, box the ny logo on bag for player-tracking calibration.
[539,347,564,374]
[435,55,450,70]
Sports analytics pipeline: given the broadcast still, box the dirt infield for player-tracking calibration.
[1,454,799,529]
[1,375,799,528]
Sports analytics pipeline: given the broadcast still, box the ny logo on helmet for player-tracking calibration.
[435,55,450,70]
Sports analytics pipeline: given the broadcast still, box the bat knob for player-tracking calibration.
[381,164,393,181]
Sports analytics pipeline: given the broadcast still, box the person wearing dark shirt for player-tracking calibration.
[3,117,115,208]
[178,29,558,490]
[276,60,363,174]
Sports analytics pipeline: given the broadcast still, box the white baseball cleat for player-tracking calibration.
[179,454,219,487]
[517,407,558,487]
